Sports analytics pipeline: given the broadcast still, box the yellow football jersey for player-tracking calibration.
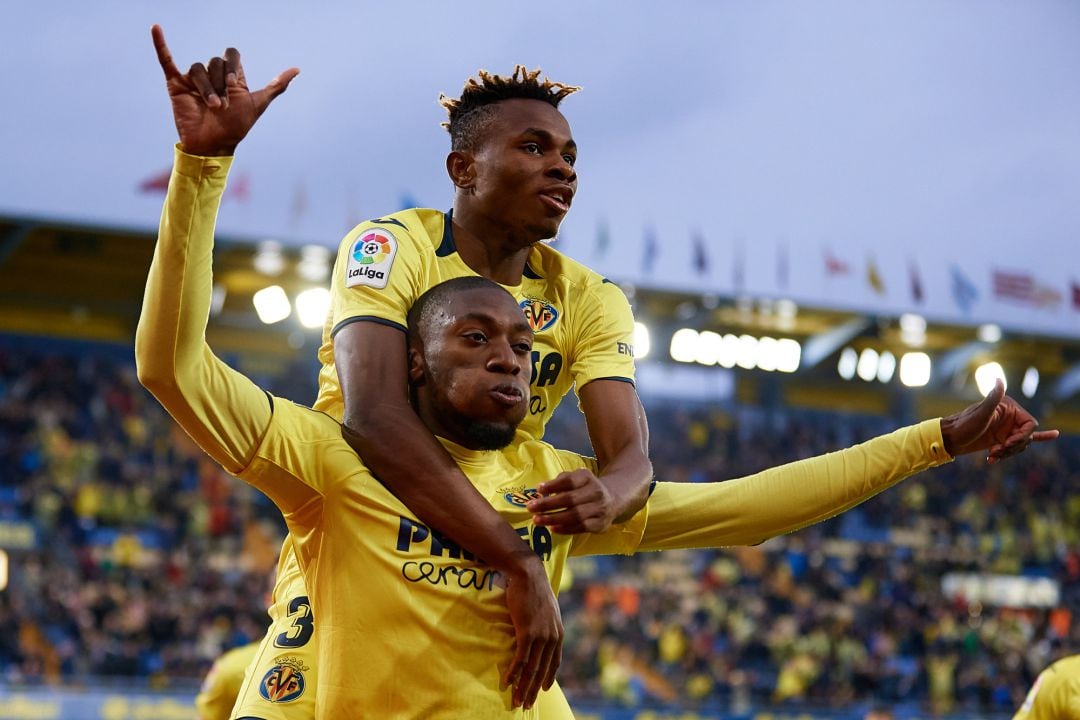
[314,209,637,441]
[1014,655,1080,720]
[195,641,259,720]
[239,396,646,719]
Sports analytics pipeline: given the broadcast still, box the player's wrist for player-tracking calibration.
[499,550,546,580]
[938,414,964,457]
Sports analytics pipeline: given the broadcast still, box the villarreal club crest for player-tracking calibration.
[519,299,559,332]
[259,655,309,703]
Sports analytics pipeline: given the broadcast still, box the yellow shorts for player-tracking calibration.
[232,589,316,720]
[233,553,576,719]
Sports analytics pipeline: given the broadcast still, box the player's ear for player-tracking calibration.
[446,150,476,191]
[407,345,427,387]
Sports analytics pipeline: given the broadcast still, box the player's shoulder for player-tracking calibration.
[530,242,608,289]
[529,243,630,310]
[265,395,358,461]
[341,208,447,252]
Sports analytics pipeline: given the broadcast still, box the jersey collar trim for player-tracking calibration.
[438,209,544,279]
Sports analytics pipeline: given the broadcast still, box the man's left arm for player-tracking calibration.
[572,383,1056,556]
[636,384,1056,552]
[529,280,651,533]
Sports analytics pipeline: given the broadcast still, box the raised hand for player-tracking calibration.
[940,378,1059,463]
[528,468,617,534]
[151,25,299,156]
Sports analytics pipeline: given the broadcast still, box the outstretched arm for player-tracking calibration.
[136,26,297,472]
[570,383,1056,556]
[639,419,947,551]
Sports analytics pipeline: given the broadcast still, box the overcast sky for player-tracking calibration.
[3,1,1078,335]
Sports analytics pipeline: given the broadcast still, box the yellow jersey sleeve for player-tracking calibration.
[638,419,951,550]
[569,279,637,388]
[135,146,272,476]
[194,642,259,720]
[1014,656,1080,720]
[328,217,427,335]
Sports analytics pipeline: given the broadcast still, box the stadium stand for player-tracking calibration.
[1,338,1075,718]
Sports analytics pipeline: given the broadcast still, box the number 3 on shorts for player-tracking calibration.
[274,596,314,648]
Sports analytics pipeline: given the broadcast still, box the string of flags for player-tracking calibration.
[587,221,1080,313]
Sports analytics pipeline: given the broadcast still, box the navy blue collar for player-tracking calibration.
[438,210,544,279]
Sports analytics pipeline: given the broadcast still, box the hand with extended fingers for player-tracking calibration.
[151,24,299,157]
[940,378,1058,463]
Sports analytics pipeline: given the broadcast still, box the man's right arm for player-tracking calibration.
[135,148,271,474]
[137,26,297,474]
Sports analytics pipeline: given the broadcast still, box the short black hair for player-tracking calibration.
[406,276,510,346]
[440,65,580,151]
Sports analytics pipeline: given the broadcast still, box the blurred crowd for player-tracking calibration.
[1,343,1077,715]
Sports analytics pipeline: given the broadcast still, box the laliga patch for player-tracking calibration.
[259,655,309,703]
[519,299,559,332]
[346,228,398,289]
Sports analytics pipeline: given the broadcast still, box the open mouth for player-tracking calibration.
[539,188,572,213]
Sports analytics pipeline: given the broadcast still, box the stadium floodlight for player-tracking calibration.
[900,313,927,347]
[857,348,879,382]
[718,334,739,369]
[775,338,801,373]
[877,351,896,383]
[670,328,699,363]
[735,335,758,370]
[298,245,332,282]
[838,347,858,380]
[756,336,778,372]
[1022,367,1040,398]
[254,240,286,276]
[695,331,722,366]
[295,287,331,329]
[253,285,292,324]
[210,284,227,317]
[900,352,932,387]
[977,324,1002,344]
[974,361,1007,396]
[633,322,651,359]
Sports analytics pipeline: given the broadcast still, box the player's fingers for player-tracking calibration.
[515,637,548,709]
[208,56,228,109]
[508,639,533,707]
[223,47,240,86]
[251,67,300,113]
[524,640,558,709]
[528,491,581,514]
[541,632,562,691]
[537,472,581,496]
[502,637,528,692]
[151,25,182,81]
[1000,417,1038,448]
[972,379,1005,426]
[533,500,586,526]
[1032,429,1060,443]
[188,62,221,108]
